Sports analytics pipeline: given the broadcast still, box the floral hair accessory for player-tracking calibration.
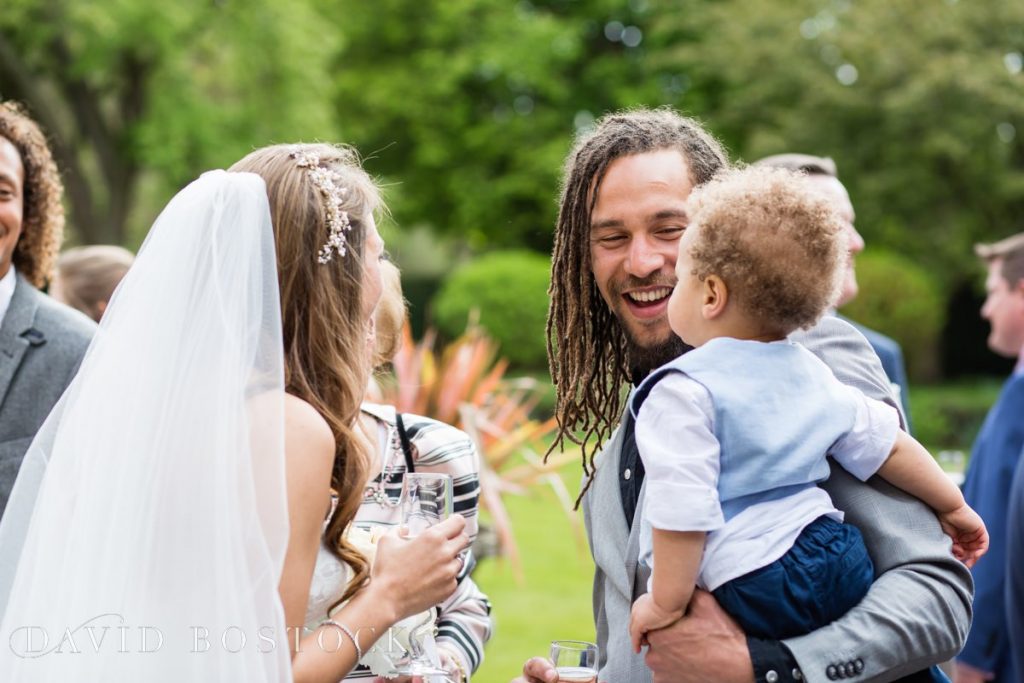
[290,148,352,264]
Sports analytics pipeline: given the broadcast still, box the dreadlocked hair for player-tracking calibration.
[545,108,729,506]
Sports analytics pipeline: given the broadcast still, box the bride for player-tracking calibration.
[0,143,468,682]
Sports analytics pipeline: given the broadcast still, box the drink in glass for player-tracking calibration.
[550,640,598,683]
[387,473,454,679]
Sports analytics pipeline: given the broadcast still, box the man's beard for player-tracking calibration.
[606,274,691,378]
[626,332,692,381]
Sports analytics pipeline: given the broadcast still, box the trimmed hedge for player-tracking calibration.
[431,250,551,369]
[911,378,1002,455]
[840,249,945,381]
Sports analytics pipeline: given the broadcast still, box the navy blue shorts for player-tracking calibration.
[711,515,874,640]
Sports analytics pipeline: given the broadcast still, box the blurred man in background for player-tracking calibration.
[755,153,912,430]
[50,244,134,322]
[0,101,94,518]
[956,232,1024,683]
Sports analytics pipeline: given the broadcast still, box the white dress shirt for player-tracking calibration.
[0,266,17,327]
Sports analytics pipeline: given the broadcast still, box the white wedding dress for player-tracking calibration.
[0,171,293,682]
[303,505,439,681]
[304,498,350,631]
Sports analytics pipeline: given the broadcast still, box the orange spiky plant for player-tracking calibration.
[377,322,583,581]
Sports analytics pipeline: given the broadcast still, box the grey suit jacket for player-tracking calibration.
[582,316,972,683]
[0,274,95,517]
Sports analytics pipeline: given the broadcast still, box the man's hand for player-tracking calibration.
[513,657,558,683]
[645,590,754,683]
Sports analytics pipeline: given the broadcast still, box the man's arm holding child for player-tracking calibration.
[646,316,972,683]
[876,431,988,566]
[785,317,973,681]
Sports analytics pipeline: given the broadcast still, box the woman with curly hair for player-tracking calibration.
[0,101,93,519]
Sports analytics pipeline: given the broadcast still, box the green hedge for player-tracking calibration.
[840,249,945,381]
[911,378,1002,456]
[432,250,552,369]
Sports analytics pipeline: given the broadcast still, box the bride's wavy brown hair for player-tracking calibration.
[230,143,380,608]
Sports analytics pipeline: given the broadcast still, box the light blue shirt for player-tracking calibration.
[632,337,899,589]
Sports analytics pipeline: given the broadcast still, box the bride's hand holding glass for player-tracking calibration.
[369,514,468,623]
[291,514,467,683]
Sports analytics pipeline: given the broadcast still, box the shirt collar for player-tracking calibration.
[0,266,17,326]
[360,401,397,424]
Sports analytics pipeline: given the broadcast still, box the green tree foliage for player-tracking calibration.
[652,0,1024,290]
[0,0,339,244]
[3,0,1021,310]
[324,0,667,251]
[432,250,552,368]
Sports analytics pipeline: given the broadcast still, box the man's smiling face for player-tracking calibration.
[0,136,24,279]
[589,149,694,370]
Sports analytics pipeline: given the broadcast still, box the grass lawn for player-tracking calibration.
[472,482,595,683]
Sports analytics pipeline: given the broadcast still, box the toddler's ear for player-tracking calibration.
[701,274,728,320]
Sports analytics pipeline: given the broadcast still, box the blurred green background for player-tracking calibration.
[3,1,1021,680]
[3,0,1022,379]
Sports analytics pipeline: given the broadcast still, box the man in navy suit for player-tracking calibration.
[959,231,1024,683]
[1005,443,1024,683]
[755,154,912,428]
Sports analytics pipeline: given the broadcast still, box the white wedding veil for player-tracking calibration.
[0,171,292,681]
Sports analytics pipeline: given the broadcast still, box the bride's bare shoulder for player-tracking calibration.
[283,393,335,466]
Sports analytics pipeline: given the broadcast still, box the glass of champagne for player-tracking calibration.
[550,640,598,683]
[388,473,454,679]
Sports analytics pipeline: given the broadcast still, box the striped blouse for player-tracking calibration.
[309,403,493,681]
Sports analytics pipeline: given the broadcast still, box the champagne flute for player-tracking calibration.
[550,640,599,683]
[388,473,454,679]
[403,472,453,534]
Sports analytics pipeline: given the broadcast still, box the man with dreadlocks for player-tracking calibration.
[518,109,971,683]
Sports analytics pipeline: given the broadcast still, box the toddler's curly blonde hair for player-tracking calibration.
[685,165,846,335]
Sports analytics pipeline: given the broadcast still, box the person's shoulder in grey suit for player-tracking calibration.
[787,316,971,682]
[0,274,95,515]
[23,275,94,356]
[837,314,912,432]
[0,102,96,518]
